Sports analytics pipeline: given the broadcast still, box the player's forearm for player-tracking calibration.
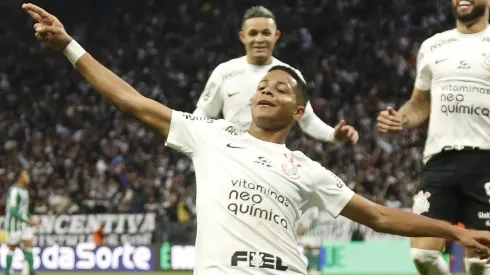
[74,53,143,114]
[373,206,462,239]
[298,115,335,142]
[398,89,431,129]
[398,101,430,128]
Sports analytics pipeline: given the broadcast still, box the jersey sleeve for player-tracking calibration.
[166,111,215,156]
[298,102,335,142]
[414,40,432,91]
[195,65,224,118]
[308,165,355,218]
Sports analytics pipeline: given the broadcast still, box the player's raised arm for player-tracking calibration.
[23,3,172,137]
[193,66,224,118]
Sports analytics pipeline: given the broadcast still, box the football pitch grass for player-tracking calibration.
[35,273,466,275]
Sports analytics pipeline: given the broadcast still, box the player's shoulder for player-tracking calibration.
[8,184,17,191]
[215,56,248,71]
[420,29,458,51]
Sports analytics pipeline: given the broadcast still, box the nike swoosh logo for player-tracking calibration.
[228,92,240,97]
[227,143,245,149]
[435,58,450,64]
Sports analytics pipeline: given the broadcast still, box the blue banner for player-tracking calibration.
[0,243,155,272]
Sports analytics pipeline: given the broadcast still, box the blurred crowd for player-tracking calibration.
[0,0,454,225]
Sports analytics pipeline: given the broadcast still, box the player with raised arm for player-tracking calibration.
[377,0,490,274]
[24,3,490,274]
[4,170,40,275]
[194,6,359,144]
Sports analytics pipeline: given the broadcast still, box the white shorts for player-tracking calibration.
[6,229,34,245]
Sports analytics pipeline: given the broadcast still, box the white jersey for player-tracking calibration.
[416,26,490,161]
[196,56,316,131]
[166,111,354,275]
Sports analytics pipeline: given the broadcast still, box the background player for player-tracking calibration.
[4,169,40,275]
[194,6,359,144]
[24,4,490,274]
[377,0,490,274]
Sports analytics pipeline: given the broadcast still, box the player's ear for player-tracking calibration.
[274,30,281,42]
[292,105,305,122]
[239,31,246,45]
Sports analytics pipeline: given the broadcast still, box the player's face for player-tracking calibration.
[20,170,30,185]
[240,18,280,64]
[452,0,489,22]
[251,70,305,130]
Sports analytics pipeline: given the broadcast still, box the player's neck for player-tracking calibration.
[456,17,489,34]
[247,123,290,144]
[247,55,273,66]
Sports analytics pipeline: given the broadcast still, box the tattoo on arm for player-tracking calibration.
[402,115,409,127]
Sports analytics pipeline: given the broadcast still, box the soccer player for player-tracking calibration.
[24,3,490,274]
[4,170,40,275]
[377,0,490,274]
[194,6,359,144]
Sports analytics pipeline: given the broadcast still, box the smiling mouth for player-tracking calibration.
[257,100,275,107]
[458,0,472,8]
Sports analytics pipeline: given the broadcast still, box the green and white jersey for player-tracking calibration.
[4,184,30,232]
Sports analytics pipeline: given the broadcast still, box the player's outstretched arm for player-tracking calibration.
[22,3,172,137]
[340,194,490,256]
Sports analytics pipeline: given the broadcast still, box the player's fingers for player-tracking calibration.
[472,242,489,256]
[34,32,43,41]
[378,117,402,128]
[23,3,57,25]
[25,9,44,23]
[377,123,391,132]
[387,106,397,115]
[378,123,402,132]
[22,3,52,19]
[377,112,401,123]
[351,131,359,144]
[345,127,355,138]
[35,24,60,35]
[335,120,346,130]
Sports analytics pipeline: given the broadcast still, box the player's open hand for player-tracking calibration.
[377,106,403,133]
[456,229,490,262]
[22,3,72,52]
[334,120,359,144]
[28,220,41,229]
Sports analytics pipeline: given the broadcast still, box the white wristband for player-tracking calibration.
[63,40,86,67]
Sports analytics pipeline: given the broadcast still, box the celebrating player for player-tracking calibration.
[194,6,359,144]
[24,3,490,274]
[377,0,490,274]
[4,169,40,275]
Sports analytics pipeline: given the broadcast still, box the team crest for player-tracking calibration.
[281,153,301,180]
[481,53,490,72]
